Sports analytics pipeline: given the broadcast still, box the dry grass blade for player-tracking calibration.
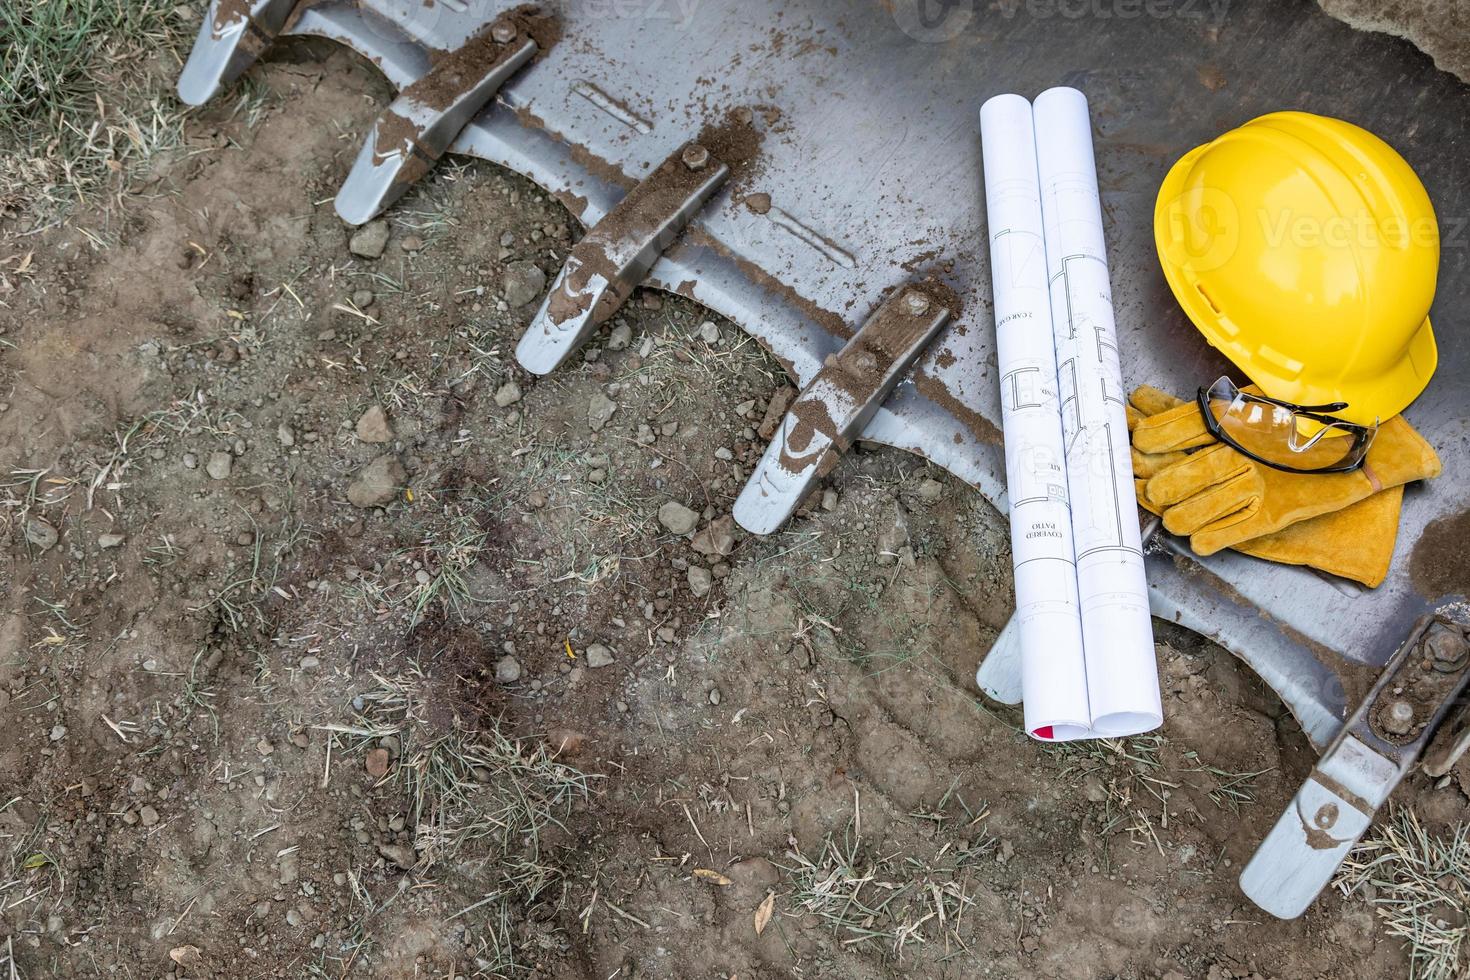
[782,817,987,960]
[1336,807,1470,980]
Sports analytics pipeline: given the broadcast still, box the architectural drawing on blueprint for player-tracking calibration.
[979,93,1091,740]
[1034,86,1161,737]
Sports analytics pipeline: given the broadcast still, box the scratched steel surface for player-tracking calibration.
[266,0,1469,749]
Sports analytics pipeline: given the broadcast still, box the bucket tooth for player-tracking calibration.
[1240,615,1470,918]
[336,21,539,226]
[516,142,730,375]
[733,283,952,535]
[177,0,299,106]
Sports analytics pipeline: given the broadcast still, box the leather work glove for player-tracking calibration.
[1126,386,1426,587]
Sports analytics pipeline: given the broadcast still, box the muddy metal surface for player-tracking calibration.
[2,29,1468,977]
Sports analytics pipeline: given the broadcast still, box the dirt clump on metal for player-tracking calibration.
[1410,507,1470,600]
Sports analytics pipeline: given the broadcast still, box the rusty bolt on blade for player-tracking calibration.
[682,144,711,171]
[1426,624,1470,673]
[1381,699,1415,736]
[491,20,518,43]
[904,291,931,316]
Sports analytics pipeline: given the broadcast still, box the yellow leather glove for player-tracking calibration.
[1127,386,1421,587]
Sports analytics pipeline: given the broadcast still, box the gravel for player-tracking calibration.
[691,515,736,557]
[205,451,233,480]
[687,565,713,597]
[502,260,547,307]
[349,220,390,259]
[585,644,615,668]
[347,455,406,508]
[588,391,617,431]
[495,655,522,684]
[355,404,393,443]
[25,518,58,551]
[658,501,700,535]
[493,381,523,407]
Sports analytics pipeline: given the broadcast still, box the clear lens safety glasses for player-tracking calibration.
[1197,377,1377,474]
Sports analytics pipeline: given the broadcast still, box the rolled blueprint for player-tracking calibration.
[1033,86,1162,736]
[978,94,1090,741]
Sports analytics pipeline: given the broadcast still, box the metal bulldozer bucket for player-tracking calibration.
[178,0,1470,912]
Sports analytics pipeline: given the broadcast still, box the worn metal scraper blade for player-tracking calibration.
[176,0,1470,756]
[974,614,1023,705]
[517,141,729,375]
[177,0,298,106]
[336,24,537,225]
[1241,614,1470,918]
[734,282,951,535]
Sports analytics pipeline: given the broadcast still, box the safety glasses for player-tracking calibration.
[1197,377,1377,474]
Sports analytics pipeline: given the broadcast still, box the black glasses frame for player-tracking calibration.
[1196,383,1374,475]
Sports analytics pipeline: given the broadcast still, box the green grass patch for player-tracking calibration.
[0,0,189,219]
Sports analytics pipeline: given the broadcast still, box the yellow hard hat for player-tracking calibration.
[1155,111,1438,426]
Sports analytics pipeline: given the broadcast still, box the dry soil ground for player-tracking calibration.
[2,10,1469,980]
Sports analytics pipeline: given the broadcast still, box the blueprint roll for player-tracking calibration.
[979,94,1091,741]
[1033,86,1162,737]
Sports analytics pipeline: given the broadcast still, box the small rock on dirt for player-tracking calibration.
[277,422,295,447]
[349,220,390,259]
[495,655,521,684]
[698,320,720,344]
[97,533,126,549]
[25,518,58,551]
[917,478,944,502]
[169,946,204,969]
[588,391,617,431]
[502,260,546,307]
[205,451,233,480]
[366,747,391,779]
[377,842,417,871]
[691,515,736,557]
[347,454,406,508]
[585,644,615,668]
[355,405,393,443]
[494,381,523,407]
[687,565,713,597]
[658,501,700,535]
[607,323,632,350]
